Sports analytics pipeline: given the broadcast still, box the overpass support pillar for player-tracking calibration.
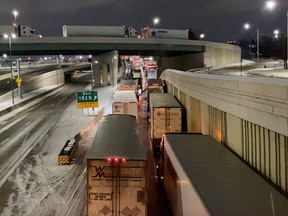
[102,64,109,86]
[93,50,119,87]
[111,51,119,87]
[92,58,101,88]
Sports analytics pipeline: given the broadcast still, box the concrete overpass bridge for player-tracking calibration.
[0,37,240,87]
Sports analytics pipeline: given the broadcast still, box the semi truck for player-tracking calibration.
[112,90,138,120]
[146,79,165,112]
[86,114,147,216]
[0,25,36,37]
[62,25,138,37]
[117,79,138,91]
[141,27,198,40]
[159,133,288,216]
[149,93,182,155]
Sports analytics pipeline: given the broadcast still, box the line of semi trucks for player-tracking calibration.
[62,25,201,40]
[1,24,201,40]
[85,75,288,216]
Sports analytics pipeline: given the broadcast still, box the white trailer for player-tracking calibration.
[117,80,138,91]
[149,93,182,154]
[62,25,138,37]
[141,27,189,39]
[146,79,164,112]
[86,115,147,216]
[147,69,157,79]
[0,25,16,36]
[160,133,288,216]
[0,25,35,37]
[112,91,138,119]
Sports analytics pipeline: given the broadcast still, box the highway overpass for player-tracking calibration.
[0,37,240,68]
[0,36,241,88]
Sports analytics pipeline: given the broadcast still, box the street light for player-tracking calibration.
[12,10,18,27]
[199,33,205,39]
[153,17,160,28]
[243,23,260,62]
[3,33,16,105]
[265,0,288,69]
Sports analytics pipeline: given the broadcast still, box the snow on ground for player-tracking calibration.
[0,85,115,216]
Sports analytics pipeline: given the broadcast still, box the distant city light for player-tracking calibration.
[274,29,279,35]
[3,33,16,39]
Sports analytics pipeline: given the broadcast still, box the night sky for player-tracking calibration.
[0,0,287,43]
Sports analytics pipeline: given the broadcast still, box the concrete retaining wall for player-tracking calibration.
[161,69,288,196]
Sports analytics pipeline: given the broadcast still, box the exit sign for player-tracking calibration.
[77,91,99,108]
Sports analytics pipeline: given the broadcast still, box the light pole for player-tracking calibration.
[3,33,16,105]
[88,55,94,90]
[266,1,288,69]
[243,23,260,62]
[153,17,160,28]
[12,10,18,36]
[111,56,117,88]
[12,10,18,26]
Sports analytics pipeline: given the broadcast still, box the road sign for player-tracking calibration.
[16,77,22,87]
[77,91,99,108]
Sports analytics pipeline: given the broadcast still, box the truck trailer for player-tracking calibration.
[86,114,147,216]
[149,93,182,155]
[62,25,138,37]
[146,79,165,112]
[0,25,36,37]
[112,90,138,120]
[141,27,198,40]
[159,133,288,216]
[117,79,138,91]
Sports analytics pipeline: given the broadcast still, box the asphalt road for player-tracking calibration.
[0,83,87,214]
[0,65,65,96]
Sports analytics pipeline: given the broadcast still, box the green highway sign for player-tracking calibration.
[77,91,99,108]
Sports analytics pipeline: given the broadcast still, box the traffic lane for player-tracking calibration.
[0,89,102,215]
[0,65,64,96]
[137,93,172,216]
[0,84,85,189]
[0,78,14,96]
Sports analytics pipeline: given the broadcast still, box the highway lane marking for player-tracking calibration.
[0,118,43,189]
[0,138,9,147]
[25,121,31,127]
[0,115,27,135]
